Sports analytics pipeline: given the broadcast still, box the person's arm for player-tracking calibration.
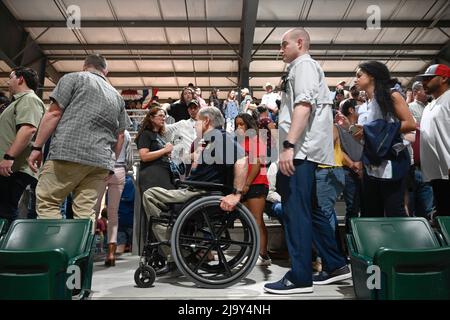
[27,101,63,173]
[244,99,251,112]
[392,91,416,133]
[31,101,62,148]
[0,125,37,177]
[279,103,311,176]
[220,156,248,211]
[138,143,172,163]
[114,131,125,160]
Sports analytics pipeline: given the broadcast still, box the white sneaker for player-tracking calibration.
[256,254,272,266]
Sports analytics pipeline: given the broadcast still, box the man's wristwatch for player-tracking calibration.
[3,153,15,160]
[232,188,243,195]
[31,146,43,151]
[283,140,295,149]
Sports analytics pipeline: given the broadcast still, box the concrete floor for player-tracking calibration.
[90,253,355,300]
[90,199,353,300]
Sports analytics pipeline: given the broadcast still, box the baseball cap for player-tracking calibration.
[416,64,450,79]
[187,99,200,108]
[241,88,250,95]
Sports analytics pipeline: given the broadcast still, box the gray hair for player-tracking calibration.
[84,54,107,71]
[412,81,423,92]
[198,106,224,129]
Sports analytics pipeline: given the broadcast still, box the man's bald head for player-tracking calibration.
[280,28,310,63]
[284,28,310,50]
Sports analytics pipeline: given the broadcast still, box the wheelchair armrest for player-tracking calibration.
[174,179,233,193]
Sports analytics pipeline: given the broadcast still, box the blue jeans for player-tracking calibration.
[277,159,316,286]
[313,167,347,271]
[408,168,433,218]
[117,226,133,246]
[277,160,347,286]
[314,167,345,232]
[343,168,362,231]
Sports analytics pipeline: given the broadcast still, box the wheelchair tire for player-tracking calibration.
[134,265,156,288]
[171,196,260,289]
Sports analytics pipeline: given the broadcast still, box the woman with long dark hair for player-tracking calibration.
[135,107,175,193]
[234,113,271,265]
[337,61,415,217]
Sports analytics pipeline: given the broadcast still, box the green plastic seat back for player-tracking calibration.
[437,217,450,245]
[350,217,439,257]
[1,219,91,258]
[0,219,5,234]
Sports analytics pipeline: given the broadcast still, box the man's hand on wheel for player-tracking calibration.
[220,194,241,212]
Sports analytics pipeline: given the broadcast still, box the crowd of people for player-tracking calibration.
[0,27,449,295]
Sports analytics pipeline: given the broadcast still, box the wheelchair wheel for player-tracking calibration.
[171,196,260,289]
[134,265,156,288]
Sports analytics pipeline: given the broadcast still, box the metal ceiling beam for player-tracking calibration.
[20,19,450,28]
[44,53,437,61]
[239,0,259,88]
[406,39,450,87]
[0,2,61,85]
[0,71,420,78]
[39,43,444,51]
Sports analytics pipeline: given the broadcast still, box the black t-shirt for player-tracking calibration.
[168,101,190,122]
[135,130,170,170]
[188,129,245,185]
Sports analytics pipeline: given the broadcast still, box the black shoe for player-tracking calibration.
[155,262,177,276]
[313,265,351,285]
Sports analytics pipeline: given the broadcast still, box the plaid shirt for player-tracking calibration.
[49,71,127,171]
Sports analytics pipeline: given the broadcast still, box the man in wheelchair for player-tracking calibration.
[141,106,248,276]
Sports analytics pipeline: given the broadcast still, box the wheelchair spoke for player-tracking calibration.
[217,238,253,247]
[201,209,217,239]
[192,244,215,273]
[213,214,231,240]
[216,246,232,277]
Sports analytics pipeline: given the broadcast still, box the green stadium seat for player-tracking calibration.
[0,219,6,234]
[436,217,450,245]
[347,217,450,300]
[0,219,95,300]
[0,219,7,244]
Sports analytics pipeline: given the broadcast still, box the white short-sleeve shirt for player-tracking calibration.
[420,89,450,182]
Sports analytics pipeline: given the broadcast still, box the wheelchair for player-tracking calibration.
[134,179,260,289]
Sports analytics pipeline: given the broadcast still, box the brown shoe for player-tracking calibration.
[105,243,117,267]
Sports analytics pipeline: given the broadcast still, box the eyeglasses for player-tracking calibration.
[153,114,166,118]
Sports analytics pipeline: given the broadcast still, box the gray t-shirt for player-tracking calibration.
[49,71,127,171]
